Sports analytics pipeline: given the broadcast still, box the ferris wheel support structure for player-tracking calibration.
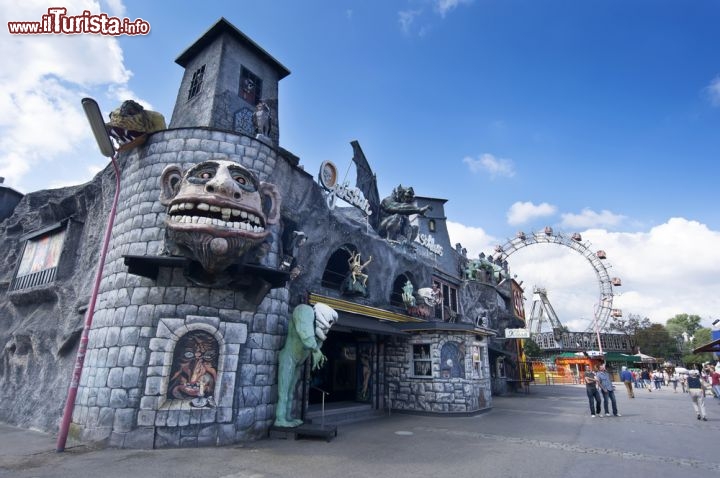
[492,228,621,341]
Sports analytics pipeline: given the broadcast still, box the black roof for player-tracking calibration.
[175,17,290,79]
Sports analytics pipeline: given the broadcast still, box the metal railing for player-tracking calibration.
[10,267,57,291]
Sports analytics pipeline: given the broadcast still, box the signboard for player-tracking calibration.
[318,161,372,216]
[505,328,530,339]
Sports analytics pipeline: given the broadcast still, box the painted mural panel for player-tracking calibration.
[16,229,65,277]
[440,341,465,379]
[168,331,219,407]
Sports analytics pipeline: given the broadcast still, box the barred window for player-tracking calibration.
[188,64,206,101]
[239,66,262,105]
[11,224,66,291]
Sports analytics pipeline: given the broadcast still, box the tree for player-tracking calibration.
[666,313,703,358]
[666,313,702,340]
[682,327,714,366]
[609,313,652,338]
[634,323,677,359]
[523,338,542,359]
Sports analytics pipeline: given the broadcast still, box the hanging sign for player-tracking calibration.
[318,161,372,216]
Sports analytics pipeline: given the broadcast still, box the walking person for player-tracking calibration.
[707,365,720,399]
[641,368,652,392]
[597,364,621,416]
[669,370,679,393]
[584,365,602,417]
[687,369,707,420]
[620,366,634,398]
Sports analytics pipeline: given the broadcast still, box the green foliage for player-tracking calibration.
[634,323,679,359]
[523,338,542,358]
[609,313,652,337]
[682,327,714,365]
[666,313,702,339]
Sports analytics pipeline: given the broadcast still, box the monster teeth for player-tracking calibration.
[209,205,221,213]
[231,209,241,217]
[197,203,210,211]
[221,208,231,221]
[170,204,179,213]
[240,211,248,219]
[184,202,194,210]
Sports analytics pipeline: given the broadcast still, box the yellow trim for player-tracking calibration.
[308,293,425,323]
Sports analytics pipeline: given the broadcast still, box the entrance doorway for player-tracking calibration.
[309,331,374,405]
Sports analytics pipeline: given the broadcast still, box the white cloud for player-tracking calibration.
[0,0,143,192]
[462,153,515,178]
[496,218,720,332]
[399,0,473,35]
[103,0,126,18]
[706,76,720,107]
[433,0,474,18]
[446,220,497,258]
[506,201,557,226]
[398,9,422,35]
[560,208,626,229]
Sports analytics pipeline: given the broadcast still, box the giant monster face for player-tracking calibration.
[160,159,281,273]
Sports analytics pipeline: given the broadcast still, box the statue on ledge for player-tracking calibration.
[378,185,430,243]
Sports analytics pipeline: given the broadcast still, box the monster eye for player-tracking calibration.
[228,169,257,192]
[203,352,216,360]
[200,172,213,179]
[184,351,194,359]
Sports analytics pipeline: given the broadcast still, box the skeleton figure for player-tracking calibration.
[275,303,338,427]
[348,251,372,286]
[159,159,281,273]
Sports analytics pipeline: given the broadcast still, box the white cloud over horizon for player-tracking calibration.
[399,0,474,35]
[0,0,146,193]
[560,208,627,229]
[448,216,720,332]
[463,153,515,178]
[507,201,557,225]
[706,75,720,106]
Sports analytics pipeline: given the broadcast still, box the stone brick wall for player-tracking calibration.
[73,128,290,447]
[385,334,491,414]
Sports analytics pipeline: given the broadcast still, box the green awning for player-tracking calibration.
[603,352,636,362]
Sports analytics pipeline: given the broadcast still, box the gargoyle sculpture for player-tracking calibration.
[159,159,281,274]
[275,303,338,428]
[378,185,430,243]
[106,99,166,151]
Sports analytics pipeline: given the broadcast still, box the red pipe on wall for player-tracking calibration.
[56,153,120,452]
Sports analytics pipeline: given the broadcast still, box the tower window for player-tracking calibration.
[239,66,263,105]
[188,64,206,101]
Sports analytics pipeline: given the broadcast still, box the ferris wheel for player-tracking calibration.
[492,227,622,333]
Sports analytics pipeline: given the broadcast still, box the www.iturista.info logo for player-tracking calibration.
[7,7,150,35]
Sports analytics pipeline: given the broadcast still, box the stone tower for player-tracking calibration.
[70,19,293,448]
[169,17,290,145]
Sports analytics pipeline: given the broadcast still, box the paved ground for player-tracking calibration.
[1,383,717,478]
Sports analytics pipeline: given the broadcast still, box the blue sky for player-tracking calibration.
[2,0,720,334]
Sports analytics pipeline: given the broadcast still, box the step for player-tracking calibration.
[305,403,384,426]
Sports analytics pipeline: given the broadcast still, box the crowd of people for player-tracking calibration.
[583,362,718,421]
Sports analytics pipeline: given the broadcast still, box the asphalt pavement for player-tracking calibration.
[1,383,717,478]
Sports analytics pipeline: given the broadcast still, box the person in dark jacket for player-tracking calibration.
[584,365,602,417]
[687,369,707,421]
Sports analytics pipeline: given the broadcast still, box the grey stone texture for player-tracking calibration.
[0,19,521,451]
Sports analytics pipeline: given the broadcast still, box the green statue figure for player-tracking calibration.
[274,303,338,427]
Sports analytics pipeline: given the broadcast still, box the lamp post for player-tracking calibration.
[56,98,118,452]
